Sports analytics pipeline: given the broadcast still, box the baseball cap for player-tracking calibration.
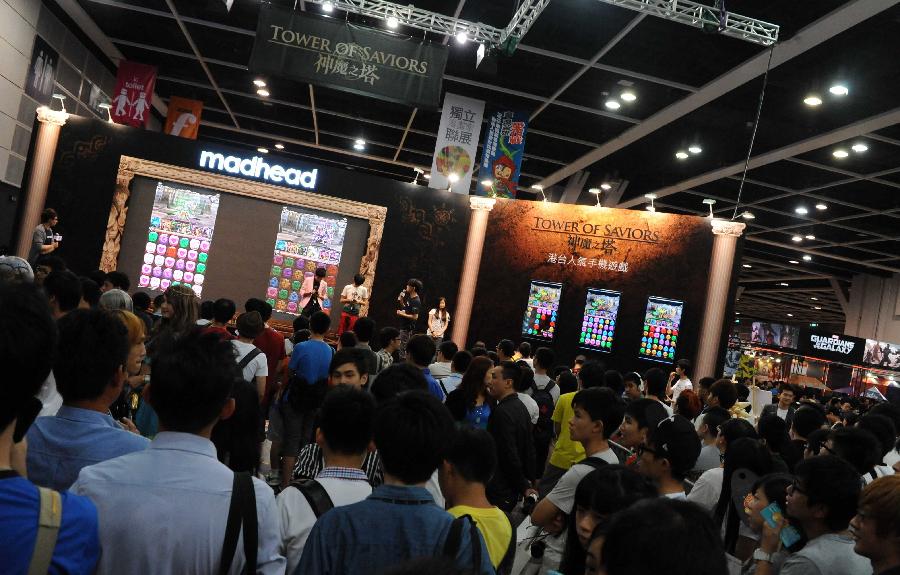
[647,414,702,477]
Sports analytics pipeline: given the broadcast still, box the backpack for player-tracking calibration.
[289,479,335,518]
[530,380,556,439]
[442,514,483,572]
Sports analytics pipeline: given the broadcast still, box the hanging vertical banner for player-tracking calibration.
[478,110,528,198]
[164,96,203,139]
[429,93,484,194]
[110,61,157,128]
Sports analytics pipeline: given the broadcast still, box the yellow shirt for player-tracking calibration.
[447,505,512,568]
[549,391,586,470]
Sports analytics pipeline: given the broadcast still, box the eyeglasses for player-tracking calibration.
[820,443,836,456]
[637,444,660,458]
[789,480,807,496]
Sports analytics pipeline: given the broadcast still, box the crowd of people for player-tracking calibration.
[2,253,900,575]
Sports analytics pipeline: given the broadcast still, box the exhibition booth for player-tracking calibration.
[12,114,745,372]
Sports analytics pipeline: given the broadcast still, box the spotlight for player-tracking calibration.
[353,138,366,151]
[455,30,467,44]
[448,172,460,183]
[274,143,284,150]
[802,255,812,261]
[779,282,789,286]
[257,147,268,154]
[322,1,334,12]
[829,84,848,96]
[813,306,822,310]
[386,16,399,29]
[424,173,431,180]
[789,260,800,264]
[742,264,752,268]
[795,206,808,215]
[605,100,621,110]
[740,211,755,220]
[803,96,822,107]
[810,297,818,301]
[588,187,601,194]
[675,151,689,160]
[257,88,270,97]
[851,143,868,153]
[702,198,716,217]
[253,79,266,87]
[832,149,849,159]
[787,313,794,317]
[600,183,612,190]
[481,179,492,187]
[620,91,636,102]
[805,234,815,240]
[792,235,802,242]
[815,203,827,210]
[688,145,702,154]
[644,193,657,212]
[531,184,543,191]
[98,102,113,122]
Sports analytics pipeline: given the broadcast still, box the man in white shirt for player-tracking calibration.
[277,386,375,574]
[428,341,458,381]
[645,368,673,416]
[233,312,268,401]
[667,359,693,403]
[693,406,730,474]
[517,342,534,368]
[526,347,560,405]
[531,388,625,531]
[338,274,368,336]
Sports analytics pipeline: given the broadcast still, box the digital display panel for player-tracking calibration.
[265,206,347,315]
[750,322,800,349]
[639,296,684,362]
[137,182,220,297]
[579,288,621,352]
[521,280,562,340]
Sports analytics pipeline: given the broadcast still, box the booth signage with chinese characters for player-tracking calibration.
[798,330,866,364]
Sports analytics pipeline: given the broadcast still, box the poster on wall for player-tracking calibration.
[265,206,347,315]
[429,93,485,194]
[478,111,528,199]
[25,36,58,104]
[137,183,220,297]
[750,321,799,349]
[249,6,448,108]
[863,339,900,369]
[164,96,203,139]
[111,60,157,127]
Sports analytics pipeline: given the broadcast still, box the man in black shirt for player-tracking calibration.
[395,278,422,361]
[485,360,536,512]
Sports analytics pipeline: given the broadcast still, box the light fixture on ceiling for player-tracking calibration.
[795,206,808,215]
[787,313,794,317]
[605,99,621,110]
[532,184,548,202]
[675,151,689,160]
[353,138,366,151]
[803,95,822,107]
[792,235,802,242]
[779,282,789,286]
[688,145,702,154]
[51,93,67,113]
[588,187,602,206]
[805,234,815,240]
[481,179,492,187]
[600,183,612,190]
[455,30,468,44]
[741,211,755,220]
[852,143,868,153]
[644,193,657,212]
[832,149,849,159]
[829,84,849,96]
[257,147,268,154]
[742,264,752,268]
[813,306,822,310]
[98,102,113,122]
[322,1,334,12]
[412,167,425,183]
[274,143,284,150]
[386,15,399,29]
[620,91,636,102]
[802,255,812,261]
[810,297,818,300]
[815,203,827,210]
[257,88,270,97]
[788,260,800,264]
[253,79,266,87]
[702,198,716,218]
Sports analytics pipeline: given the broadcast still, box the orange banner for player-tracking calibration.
[164,96,203,139]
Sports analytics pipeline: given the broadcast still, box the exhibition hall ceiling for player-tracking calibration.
[60,0,900,327]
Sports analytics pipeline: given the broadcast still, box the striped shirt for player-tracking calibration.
[292,444,383,487]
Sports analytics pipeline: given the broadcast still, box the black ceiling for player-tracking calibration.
[59,0,900,327]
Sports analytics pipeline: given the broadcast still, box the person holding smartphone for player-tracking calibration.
[28,208,59,265]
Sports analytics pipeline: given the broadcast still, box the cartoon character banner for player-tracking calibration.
[478,110,527,198]
[429,93,484,194]
[111,61,157,128]
[265,206,348,315]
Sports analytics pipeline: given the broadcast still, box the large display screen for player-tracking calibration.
[265,206,348,315]
[521,280,562,341]
[579,288,621,352]
[137,182,220,297]
[751,321,800,349]
[863,339,900,369]
[639,296,684,362]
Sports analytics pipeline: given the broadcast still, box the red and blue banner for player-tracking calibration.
[478,111,528,198]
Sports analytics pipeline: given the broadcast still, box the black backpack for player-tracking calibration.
[531,380,556,438]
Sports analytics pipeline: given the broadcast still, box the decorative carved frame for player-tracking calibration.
[105,155,387,321]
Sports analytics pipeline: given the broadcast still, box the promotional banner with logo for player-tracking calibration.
[478,111,528,198]
[249,6,448,108]
[429,93,484,194]
[164,97,203,139]
[111,61,157,128]
[798,330,866,364]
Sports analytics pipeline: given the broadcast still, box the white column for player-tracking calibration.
[695,219,746,379]
[15,106,68,259]
[451,196,496,349]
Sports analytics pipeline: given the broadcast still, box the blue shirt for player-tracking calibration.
[71,432,285,575]
[289,339,334,385]
[423,368,446,401]
[296,484,494,575]
[0,470,100,575]
[26,405,150,490]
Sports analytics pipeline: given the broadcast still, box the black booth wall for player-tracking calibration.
[40,116,471,334]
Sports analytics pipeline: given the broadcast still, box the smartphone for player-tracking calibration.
[521,280,563,341]
[579,288,621,352]
[638,296,684,362]
[760,502,803,548]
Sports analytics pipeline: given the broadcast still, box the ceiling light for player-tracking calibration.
[779,282,789,286]
[832,149,849,159]
[645,193,657,212]
[353,139,366,151]
[803,96,822,107]
[742,264,752,268]
[253,79,266,87]
[600,183,612,190]
[813,306,822,310]
[795,206,808,215]
[257,88,270,97]
[424,173,431,180]
[688,145,702,154]
[386,15,399,28]
[605,100,621,110]
[257,147,268,154]
[620,91,636,102]
[448,173,460,183]
[788,260,800,264]
[481,179,492,187]
[588,187,601,194]
[805,234,815,240]
[675,151,689,160]
[829,84,848,96]
[455,30,467,44]
[645,205,656,212]
[787,313,794,317]
[810,297,818,301]
[274,143,284,150]
[802,255,812,261]
[531,184,543,191]
[792,235,802,242]
[322,1,334,12]
[741,211,755,220]
[851,143,868,153]
[815,203,827,210]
